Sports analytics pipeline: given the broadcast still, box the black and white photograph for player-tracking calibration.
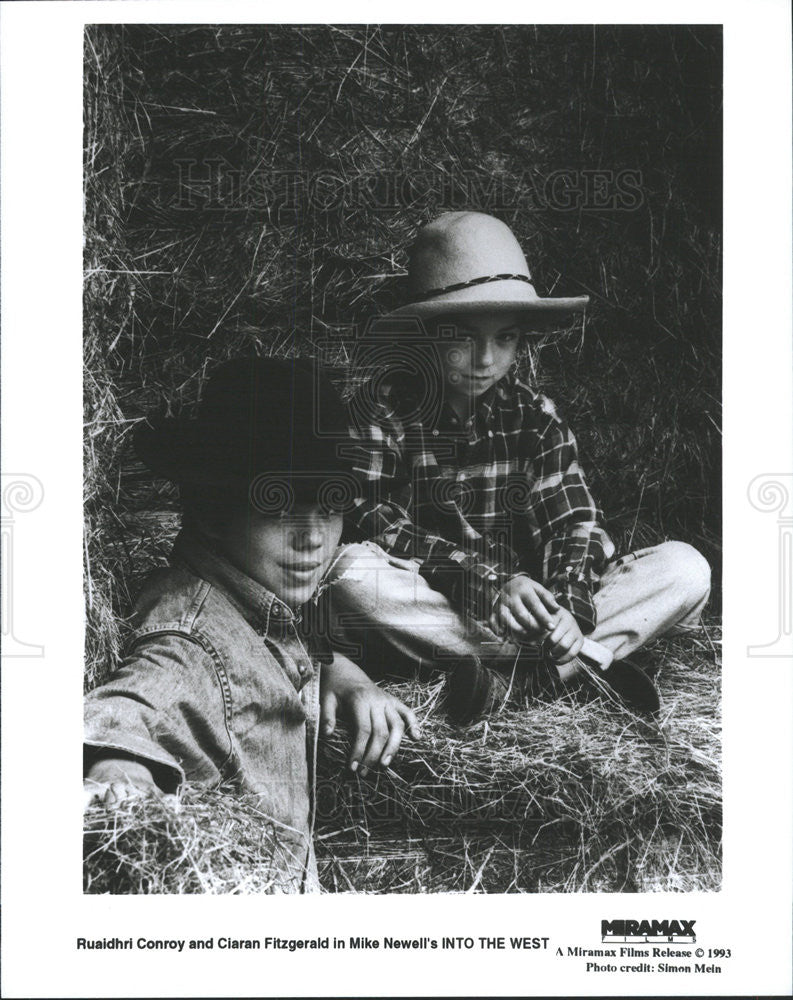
[1,4,792,998]
[81,23,722,894]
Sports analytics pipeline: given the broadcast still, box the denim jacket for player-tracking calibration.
[84,528,321,892]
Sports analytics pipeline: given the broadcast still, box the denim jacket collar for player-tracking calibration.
[170,527,298,638]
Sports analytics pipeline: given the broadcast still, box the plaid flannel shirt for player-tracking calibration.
[345,372,615,635]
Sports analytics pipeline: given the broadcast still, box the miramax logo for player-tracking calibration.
[601,919,696,944]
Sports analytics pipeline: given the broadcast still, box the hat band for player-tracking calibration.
[410,272,534,304]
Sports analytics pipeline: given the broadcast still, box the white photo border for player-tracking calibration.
[1,2,791,997]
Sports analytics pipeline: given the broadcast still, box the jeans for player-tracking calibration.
[321,540,711,677]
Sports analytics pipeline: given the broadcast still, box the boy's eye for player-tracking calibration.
[498,331,518,343]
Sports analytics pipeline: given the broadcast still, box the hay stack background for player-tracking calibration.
[84,24,721,892]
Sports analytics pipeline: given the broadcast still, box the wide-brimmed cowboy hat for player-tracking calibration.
[134,358,358,511]
[384,211,589,323]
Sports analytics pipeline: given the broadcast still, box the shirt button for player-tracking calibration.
[488,430,494,438]
[431,428,439,437]
[271,601,286,618]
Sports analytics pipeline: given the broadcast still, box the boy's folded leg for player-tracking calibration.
[325,544,578,702]
[443,635,664,723]
[324,540,677,718]
[443,656,511,724]
[573,651,661,716]
[323,541,514,678]
[443,644,578,724]
[590,540,711,661]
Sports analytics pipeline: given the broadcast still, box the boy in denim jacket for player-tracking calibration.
[326,213,711,720]
[84,358,418,891]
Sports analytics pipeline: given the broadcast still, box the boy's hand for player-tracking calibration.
[83,757,178,812]
[491,576,583,664]
[491,574,561,639]
[541,606,584,665]
[320,654,420,775]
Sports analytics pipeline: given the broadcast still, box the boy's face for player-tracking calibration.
[213,503,343,608]
[436,311,522,405]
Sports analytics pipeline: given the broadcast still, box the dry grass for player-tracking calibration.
[315,628,721,893]
[85,628,720,894]
[84,790,311,894]
[83,25,722,892]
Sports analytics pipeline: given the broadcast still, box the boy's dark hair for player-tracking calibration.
[179,484,245,536]
[135,357,358,517]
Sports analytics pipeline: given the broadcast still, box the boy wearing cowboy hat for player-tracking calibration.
[327,212,711,719]
[84,358,419,891]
